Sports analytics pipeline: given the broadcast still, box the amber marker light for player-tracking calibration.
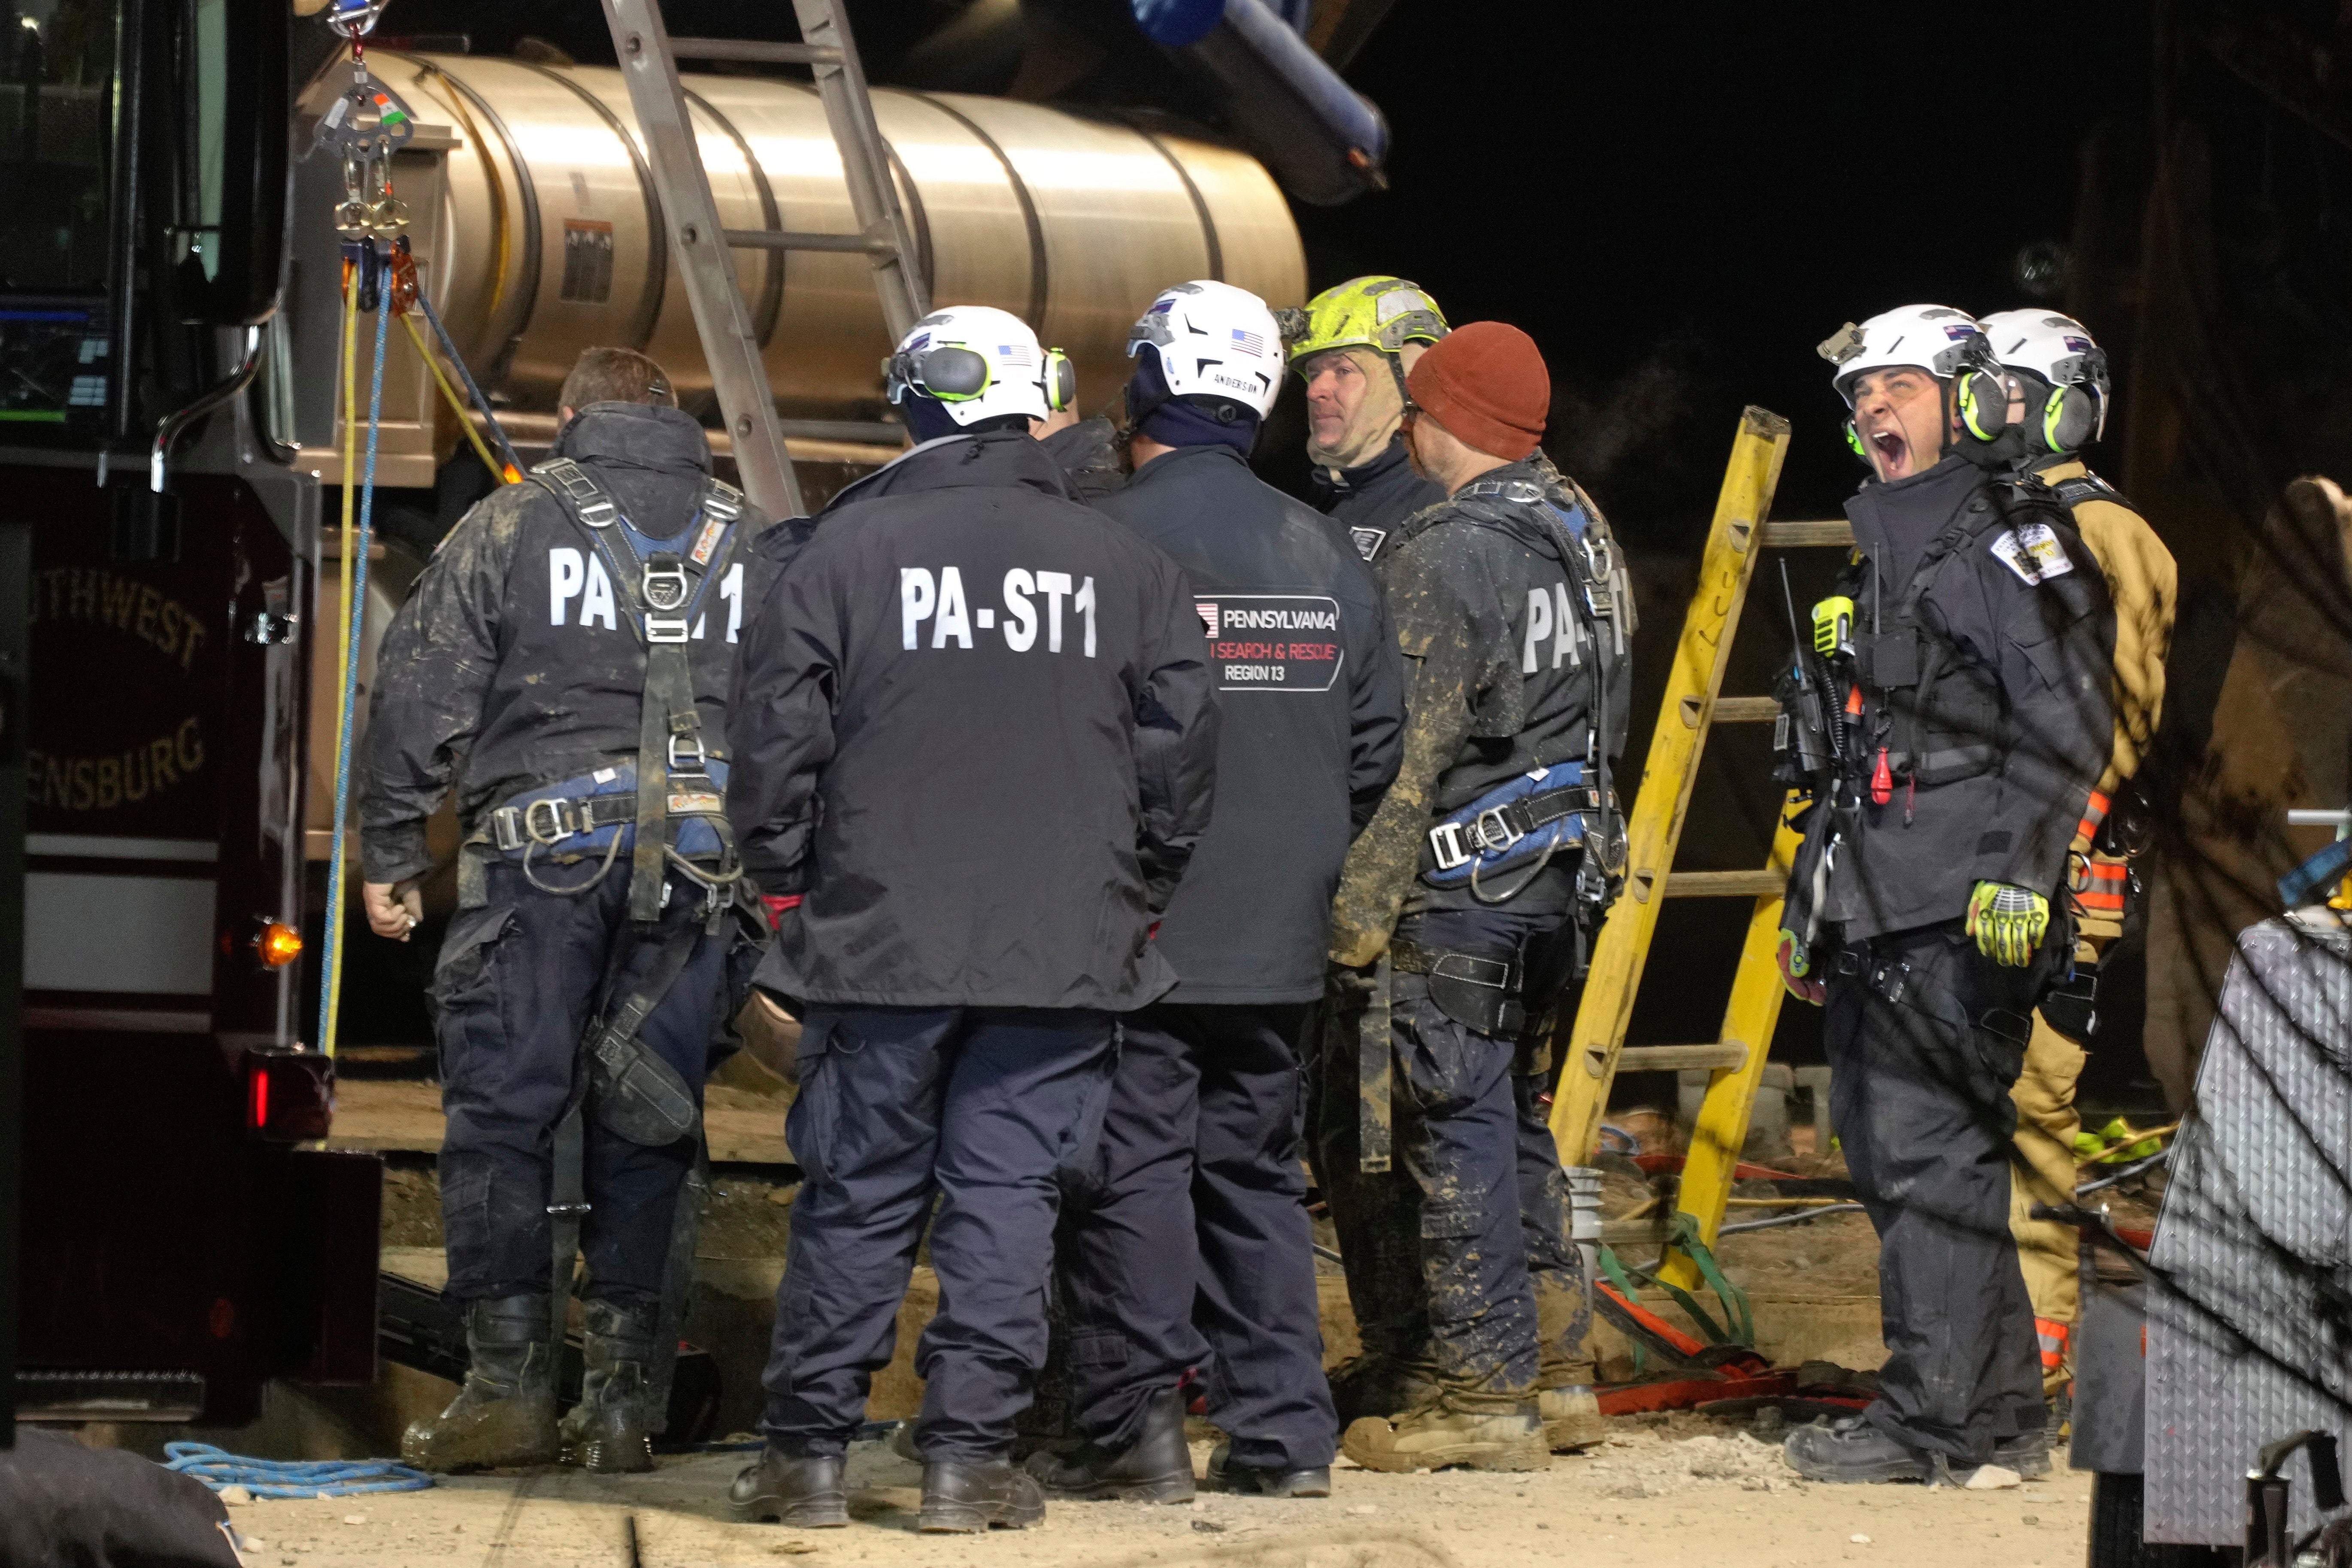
[256,921,304,968]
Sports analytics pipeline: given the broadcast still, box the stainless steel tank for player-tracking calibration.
[285,51,1305,484]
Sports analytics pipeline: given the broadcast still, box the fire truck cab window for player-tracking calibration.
[0,0,118,294]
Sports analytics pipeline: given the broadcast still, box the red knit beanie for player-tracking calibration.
[1406,321,1549,461]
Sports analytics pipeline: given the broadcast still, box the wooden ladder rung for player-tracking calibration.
[1661,869,1786,899]
[1709,696,1780,724]
[1617,1043,1749,1072]
[1761,518,1854,548]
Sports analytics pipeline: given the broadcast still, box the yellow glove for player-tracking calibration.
[1966,881,2049,967]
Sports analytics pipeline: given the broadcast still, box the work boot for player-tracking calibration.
[400,1294,559,1473]
[558,1297,662,1474]
[1994,1427,2053,1480]
[1340,1405,1547,1474]
[1207,1444,1331,1498]
[728,1449,850,1527]
[1023,1387,1195,1503]
[917,1459,1046,1533]
[1325,1354,1440,1426]
[1537,1384,1607,1451]
[1782,1417,1940,1484]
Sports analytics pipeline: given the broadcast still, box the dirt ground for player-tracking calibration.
[215,1420,2095,1568]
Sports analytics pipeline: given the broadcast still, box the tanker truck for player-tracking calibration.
[6,0,1310,1427]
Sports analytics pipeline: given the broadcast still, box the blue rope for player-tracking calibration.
[162,1443,433,1500]
[318,268,392,1053]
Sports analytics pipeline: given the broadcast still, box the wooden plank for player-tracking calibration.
[1616,1043,1748,1073]
[1662,869,1787,899]
[326,1078,797,1165]
[1761,518,1854,548]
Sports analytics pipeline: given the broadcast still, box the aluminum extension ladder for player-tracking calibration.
[600,0,930,519]
[1545,406,1860,1291]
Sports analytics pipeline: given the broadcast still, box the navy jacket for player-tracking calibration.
[1309,436,1446,564]
[727,430,1221,1011]
[1097,444,1404,1003]
[358,404,775,885]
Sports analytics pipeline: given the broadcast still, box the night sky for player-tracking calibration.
[1264,1,2152,540]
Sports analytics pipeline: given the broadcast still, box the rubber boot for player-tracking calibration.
[1207,1444,1331,1498]
[1023,1387,1195,1503]
[1537,1385,1606,1451]
[918,1459,1046,1533]
[1340,1404,1547,1474]
[729,1450,850,1527]
[401,1294,560,1473]
[558,1297,661,1474]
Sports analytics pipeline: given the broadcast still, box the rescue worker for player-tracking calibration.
[721,305,1221,1534]
[1025,282,1405,1504]
[1774,306,2118,1483]
[1970,309,2175,1419]
[1282,275,1450,561]
[358,347,775,1475]
[1323,322,1632,1473]
[1034,402,1124,505]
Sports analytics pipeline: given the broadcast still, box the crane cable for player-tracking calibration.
[316,255,392,1061]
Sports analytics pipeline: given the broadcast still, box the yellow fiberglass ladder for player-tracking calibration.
[1546,406,1858,1292]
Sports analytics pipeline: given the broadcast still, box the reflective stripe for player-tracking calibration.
[2074,789,2111,846]
[2034,1316,2070,1371]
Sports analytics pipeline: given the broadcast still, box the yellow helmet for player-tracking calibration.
[1278,275,1449,374]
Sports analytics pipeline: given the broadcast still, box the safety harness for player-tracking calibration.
[503,455,752,1154]
[1351,470,1632,1169]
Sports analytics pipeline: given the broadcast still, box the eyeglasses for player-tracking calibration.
[1399,400,1421,434]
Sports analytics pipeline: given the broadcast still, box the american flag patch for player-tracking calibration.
[1196,600,1218,637]
[689,516,727,566]
[999,344,1033,366]
[1231,327,1265,354]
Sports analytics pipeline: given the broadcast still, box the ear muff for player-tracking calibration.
[887,343,992,403]
[1845,419,1866,460]
[1043,348,1075,412]
[2039,385,2101,454]
[1955,368,2012,442]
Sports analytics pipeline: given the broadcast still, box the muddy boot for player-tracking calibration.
[1024,1387,1195,1502]
[918,1459,1046,1533]
[1340,1404,1547,1474]
[1325,1354,1441,1426]
[558,1297,661,1474]
[401,1294,560,1473]
[729,1450,850,1527]
[1537,1385,1606,1451]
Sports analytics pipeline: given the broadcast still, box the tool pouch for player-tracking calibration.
[2039,953,2100,1045]
[1391,938,1524,1037]
[586,1017,700,1147]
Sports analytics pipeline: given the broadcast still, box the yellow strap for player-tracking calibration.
[322,262,362,1059]
[400,309,509,485]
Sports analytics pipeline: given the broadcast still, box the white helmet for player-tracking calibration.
[885,305,1074,428]
[1818,304,1990,406]
[1126,279,1284,419]
[1978,309,2110,448]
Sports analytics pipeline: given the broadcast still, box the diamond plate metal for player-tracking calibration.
[2145,915,2352,1544]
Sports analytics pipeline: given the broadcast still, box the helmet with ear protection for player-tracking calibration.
[884,304,1067,426]
[1978,309,2110,453]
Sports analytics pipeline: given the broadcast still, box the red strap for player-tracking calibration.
[761,894,802,927]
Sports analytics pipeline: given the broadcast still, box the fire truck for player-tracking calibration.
[3,0,1317,1427]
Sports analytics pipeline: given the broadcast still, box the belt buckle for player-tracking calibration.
[491,806,524,853]
[1429,820,1470,872]
[668,732,709,772]
[524,797,574,846]
[646,614,691,643]
[1473,806,1522,856]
